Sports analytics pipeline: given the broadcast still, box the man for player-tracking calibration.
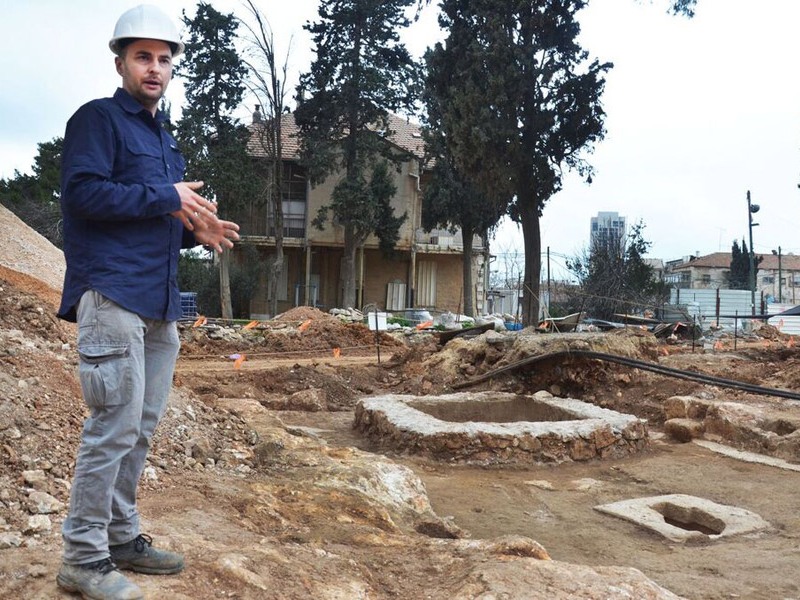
[56,5,240,599]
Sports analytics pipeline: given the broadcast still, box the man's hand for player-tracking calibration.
[194,218,240,253]
[171,181,241,252]
[171,181,218,231]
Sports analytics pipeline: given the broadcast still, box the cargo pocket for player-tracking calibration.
[78,343,131,408]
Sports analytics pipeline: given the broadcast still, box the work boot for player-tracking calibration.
[56,558,143,600]
[110,533,184,575]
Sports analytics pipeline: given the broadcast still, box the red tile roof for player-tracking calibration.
[673,252,800,270]
[247,112,424,160]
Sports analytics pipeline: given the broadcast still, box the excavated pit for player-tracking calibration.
[354,390,649,464]
[594,494,771,543]
[406,396,578,424]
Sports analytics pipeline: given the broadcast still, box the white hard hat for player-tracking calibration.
[109,4,184,57]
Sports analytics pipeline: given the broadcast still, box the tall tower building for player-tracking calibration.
[590,211,627,249]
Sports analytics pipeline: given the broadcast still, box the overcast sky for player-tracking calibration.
[2,0,799,279]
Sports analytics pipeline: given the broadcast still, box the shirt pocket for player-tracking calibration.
[122,137,165,178]
[78,343,132,408]
[168,143,185,181]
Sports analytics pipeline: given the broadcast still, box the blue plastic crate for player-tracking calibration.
[180,292,198,319]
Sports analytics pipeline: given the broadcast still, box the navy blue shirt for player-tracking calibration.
[58,88,195,323]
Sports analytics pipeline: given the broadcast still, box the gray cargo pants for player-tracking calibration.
[62,290,180,565]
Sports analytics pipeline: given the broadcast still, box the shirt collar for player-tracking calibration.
[113,88,168,124]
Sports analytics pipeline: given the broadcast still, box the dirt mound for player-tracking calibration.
[180,317,404,359]
[388,328,660,396]
[0,203,65,294]
[274,306,334,323]
[178,362,386,411]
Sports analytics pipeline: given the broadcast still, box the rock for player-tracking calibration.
[663,396,690,419]
[252,441,285,466]
[686,399,711,419]
[664,418,705,443]
[217,553,270,591]
[185,437,216,462]
[414,518,464,539]
[3,427,22,440]
[447,557,683,599]
[21,469,48,491]
[569,438,597,461]
[524,480,555,490]
[0,532,23,549]
[26,490,64,514]
[483,534,551,560]
[25,515,51,534]
[593,426,618,449]
[287,388,327,412]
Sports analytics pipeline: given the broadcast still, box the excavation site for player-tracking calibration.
[2,205,800,600]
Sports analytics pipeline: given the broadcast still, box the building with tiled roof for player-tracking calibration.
[668,251,800,303]
[233,109,486,317]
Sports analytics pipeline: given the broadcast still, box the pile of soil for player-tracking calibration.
[180,306,404,359]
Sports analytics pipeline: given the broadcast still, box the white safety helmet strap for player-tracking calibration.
[109,4,184,57]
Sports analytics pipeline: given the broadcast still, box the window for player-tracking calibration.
[700,274,711,284]
[762,276,775,285]
[268,163,307,238]
[416,261,437,307]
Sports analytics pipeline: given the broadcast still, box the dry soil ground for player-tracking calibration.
[180,338,800,600]
[2,205,800,599]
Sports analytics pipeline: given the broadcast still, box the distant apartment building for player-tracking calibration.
[667,252,800,304]
[590,211,627,249]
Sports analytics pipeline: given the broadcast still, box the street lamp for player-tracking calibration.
[747,190,760,315]
[772,246,782,303]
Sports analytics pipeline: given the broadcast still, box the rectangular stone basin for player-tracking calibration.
[354,391,649,465]
[408,396,578,424]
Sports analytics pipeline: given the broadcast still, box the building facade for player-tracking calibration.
[667,252,800,304]
[233,112,487,317]
[590,211,627,250]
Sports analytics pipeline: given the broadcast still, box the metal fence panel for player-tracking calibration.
[669,288,752,328]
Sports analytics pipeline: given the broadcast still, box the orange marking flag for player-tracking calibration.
[298,319,312,333]
[233,354,246,370]
[333,347,341,358]
[192,316,207,328]
[242,320,259,330]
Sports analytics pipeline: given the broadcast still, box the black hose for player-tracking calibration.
[451,349,800,402]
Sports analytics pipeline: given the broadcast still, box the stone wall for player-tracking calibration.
[354,391,649,465]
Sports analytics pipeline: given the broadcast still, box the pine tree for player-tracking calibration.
[295,0,418,309]
[176,2,256,319]
[424,0,611,325]
[729,239,761,291]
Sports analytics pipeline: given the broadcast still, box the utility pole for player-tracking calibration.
[546,246,551,309]
[747,190,760,315]
[772,245,782,303]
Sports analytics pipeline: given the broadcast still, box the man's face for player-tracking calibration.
[115,39,173,112]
